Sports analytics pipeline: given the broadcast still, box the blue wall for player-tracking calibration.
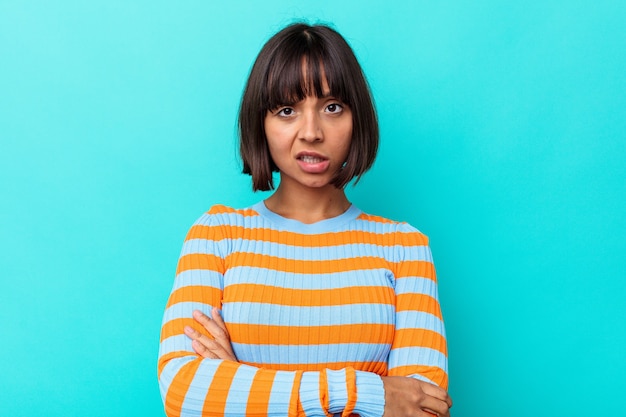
[1,1,624,415]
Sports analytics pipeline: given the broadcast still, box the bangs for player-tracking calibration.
[264,40,350,111]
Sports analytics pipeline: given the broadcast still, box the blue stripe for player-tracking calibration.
[326,369,348,413]
[395,244,431,262]
[159,334,193,357]
[225,266,393,289]
[224,364,257,415]
[159,356,196,400]
[179,236,211,253]
[388,346,448,372]
[181,359,221,415]
[194,211,260,228]
[224,302,394,326]
[395,276,438,297]
[353,371,385,417]
[162,301,213,324]
[396,311,445,334]
[232,342,390,366]
[299,372,323,416]
[212,211,260,227]
[268,371,297,415]
[191,212,214,227]
[173,269,222,291]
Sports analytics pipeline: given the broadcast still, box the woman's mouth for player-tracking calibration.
[296,153,330,173]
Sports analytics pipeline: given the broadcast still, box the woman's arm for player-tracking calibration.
[380,225,451,416]
[387,225,449,387]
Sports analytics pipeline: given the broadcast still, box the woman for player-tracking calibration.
[158,23,451,417]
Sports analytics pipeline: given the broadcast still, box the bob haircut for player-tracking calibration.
[239,23,379,191]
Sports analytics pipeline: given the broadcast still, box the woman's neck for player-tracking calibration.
[264,183,351,224]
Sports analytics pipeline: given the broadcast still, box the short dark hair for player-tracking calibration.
[239,23,379,191]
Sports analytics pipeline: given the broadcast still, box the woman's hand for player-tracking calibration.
[184,308,237,361]
[381,376,452,417]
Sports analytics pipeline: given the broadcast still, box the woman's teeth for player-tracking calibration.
[300,155,324,163]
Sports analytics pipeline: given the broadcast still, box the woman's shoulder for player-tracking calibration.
[183,204,262,241]
[355,210,430,245]
[206,204,259,217]
[191,204,261,226]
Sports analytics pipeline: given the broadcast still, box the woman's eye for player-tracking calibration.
[277,107,294,117]
[326,103,343,114]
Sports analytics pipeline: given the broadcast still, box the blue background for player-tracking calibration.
[1,1,624,416]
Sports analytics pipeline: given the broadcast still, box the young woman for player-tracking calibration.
[158,23,451,417]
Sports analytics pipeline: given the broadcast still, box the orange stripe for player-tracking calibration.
[393,329,448,356]
[396,293,442,320]
[185,225,223,241]
[185,225,424,248]
[176,253,224,275]
[165,285,221,309]
[164,358,202,417]
[356,213,398,224]
[246,370,276,416]
[228,323,394,345]
[225,253,390,273]
[290,371,304,417]
[208,205,259,216]
[320,370,332,417]
[241,360,388,374]
[202,361,238,415]
[394,260,436,281]
[160,317,213,342]
[224,283,394,306]
[388,365,448,390]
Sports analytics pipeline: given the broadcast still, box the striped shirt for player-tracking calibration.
[158,202,448,417]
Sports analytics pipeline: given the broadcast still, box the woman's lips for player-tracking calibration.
[296,153,330,173]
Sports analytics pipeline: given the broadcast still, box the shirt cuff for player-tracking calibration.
[352,370,385,417]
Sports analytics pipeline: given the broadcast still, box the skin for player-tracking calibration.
[262,84,353,224]
[185,78,453,416]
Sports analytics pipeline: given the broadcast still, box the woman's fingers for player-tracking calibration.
[184,325,219,356]
[419,381,452,416]
[381,376,451,417]
[184,324,235,360]
[422,382,453,408]
[188,309,237,361]
[191,339,218,359]
[207,308,237,358]
[209,307,227,329]
[420,395,450,417]
[192,309,221,336]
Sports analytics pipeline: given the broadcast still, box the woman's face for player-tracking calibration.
[264,80,352,192]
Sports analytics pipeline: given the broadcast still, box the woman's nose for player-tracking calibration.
[299,111,323,142]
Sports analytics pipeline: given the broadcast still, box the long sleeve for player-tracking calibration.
[158,210,385,417]
[387,224,448,389]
